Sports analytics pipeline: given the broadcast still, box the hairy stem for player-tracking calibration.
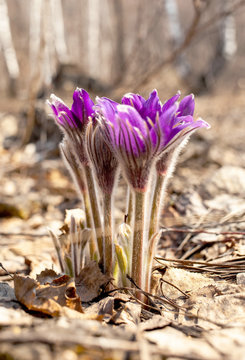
[145,232,161,293]
[126,186,134,226]
[60,143,97,259]
[131,191,146,297]
[81,178,97,260]
[83,165,104,261]
[103,193,113,276]
[148,174,165,242]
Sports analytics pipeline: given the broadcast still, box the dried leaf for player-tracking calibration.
[139,315,171,331]
[36,269,62,284]
[75,261,111,302]
[111,301,142,326]
[14,273,84,316]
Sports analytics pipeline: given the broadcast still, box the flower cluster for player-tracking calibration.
[48,88,210,299]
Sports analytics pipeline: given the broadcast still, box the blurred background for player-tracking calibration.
[1,0,245,146]
[1,0,245,271]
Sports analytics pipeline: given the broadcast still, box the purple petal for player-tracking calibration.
[150,103,177,147]
[49,94,70,115]
[121,93,145,112]
[116,105,148,154]
[178,94,195,116]
[173,115,194,126]
[117,105,147,133]
[95,97,119,123]
[71,88,94,123]
[162,92,180,113]
[166,117,210,146]
[140,89,162,123]
[48,94,75,127]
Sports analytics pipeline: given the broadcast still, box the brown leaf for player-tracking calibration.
[65,280,84,313]
[36,269,61,284]
[14,273,84,316]
[75,261,111,302]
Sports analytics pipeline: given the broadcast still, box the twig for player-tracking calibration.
[161,227,245,236]
[160,278,189,298]
[155,257,245,270]
[197,0,245,34]
[0,263,14,279]
[0,232,47,237]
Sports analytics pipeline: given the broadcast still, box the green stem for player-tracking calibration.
[83,166,104,261]
[148,174,165,242]
[103,193,113,276]
[131,191,146,296]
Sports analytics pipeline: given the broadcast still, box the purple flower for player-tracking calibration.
[96,90,210,192]
[48,88,94,130]
[48,88,95,166]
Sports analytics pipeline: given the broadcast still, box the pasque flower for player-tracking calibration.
[96,89,209,296]
[48,88,94,165]
[97,90,209,192]
[48,89,104,262]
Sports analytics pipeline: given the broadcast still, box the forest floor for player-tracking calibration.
[0,88,245,359]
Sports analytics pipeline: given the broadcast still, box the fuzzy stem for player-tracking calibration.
[103,193,113,276]
[145,232,161,293]
[83,165,104,261]
[60,143,97,259]
[148,174,165,242]
[81,183,97,260]
[131,191,146,297]
[126,186,134,226]
[71,166,97,259]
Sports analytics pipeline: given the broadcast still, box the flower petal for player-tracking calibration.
[178,94,195,116]
[71,88,94,124]
[48,94,75,127]
[95,97,119,123]
[140,89,162,123]
[122,93,145,112]
[162,92,180,113]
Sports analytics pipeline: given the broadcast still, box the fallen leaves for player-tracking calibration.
[14,270,83,317]
[13,267,106,319]
[75,261,111,302]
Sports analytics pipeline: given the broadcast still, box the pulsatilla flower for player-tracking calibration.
[49,89,104,263]
[96,97,159,192]
[96,90,209,192]
[48,88,94,165]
